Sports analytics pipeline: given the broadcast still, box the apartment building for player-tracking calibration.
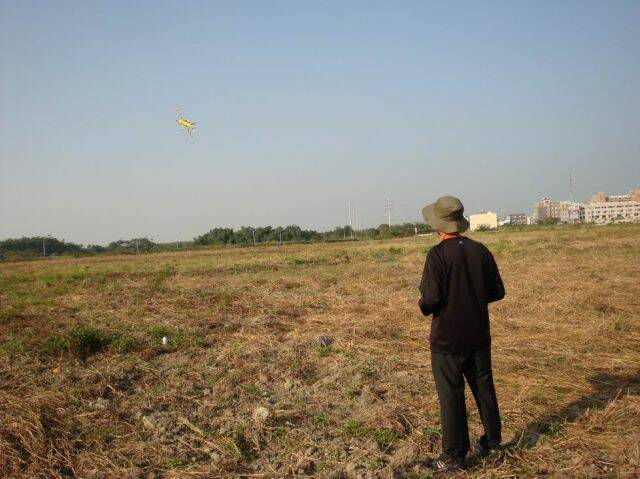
[584,189,640,224]
[583,201,640,224]
[506,213,527,225]
[531,197,563,223]
[558,202,584,223]
[469,211,498,231]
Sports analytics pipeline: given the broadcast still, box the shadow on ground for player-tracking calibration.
[459,370,640,472]
[508,370,640,449]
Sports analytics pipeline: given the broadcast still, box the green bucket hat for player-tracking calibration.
[422,196,470,233]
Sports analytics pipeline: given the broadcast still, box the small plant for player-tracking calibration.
[150,265,176,289]
[241,382,262,397]
[334,250,351,262]
[43,334,71,355]
[164,457,186,469]
[67,326,112,358]
[341,420,366,436]
[402,471,433,479]
[312,415,330,426]
[318,344,332,357]
[0,339,29,356]
[348,385,363,399]
[373,428,399,449]
[388,247,403,255]
[108,334,139,353]
[287,257,319,265]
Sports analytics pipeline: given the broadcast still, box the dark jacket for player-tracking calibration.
[419,236,504,353]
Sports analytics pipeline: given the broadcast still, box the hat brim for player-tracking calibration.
[422,203,470,233]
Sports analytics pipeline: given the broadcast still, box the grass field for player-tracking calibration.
[1,225,639,478]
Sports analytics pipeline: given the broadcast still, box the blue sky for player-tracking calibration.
[1,1,639,244]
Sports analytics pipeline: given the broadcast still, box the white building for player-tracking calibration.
[583,201,640,224]
[469,211,498,231]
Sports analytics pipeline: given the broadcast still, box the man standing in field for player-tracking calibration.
[419,196,505,472]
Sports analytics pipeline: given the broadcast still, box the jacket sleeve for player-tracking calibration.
[418,250,443,316]
[485,250,505,303]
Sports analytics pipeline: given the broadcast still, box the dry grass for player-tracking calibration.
[1,224,639,478]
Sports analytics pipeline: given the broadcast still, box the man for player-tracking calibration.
[419,196,505,471]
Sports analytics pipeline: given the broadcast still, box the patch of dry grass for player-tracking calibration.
[1,224,639,478]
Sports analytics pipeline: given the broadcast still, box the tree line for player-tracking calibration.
[0,223,433,261]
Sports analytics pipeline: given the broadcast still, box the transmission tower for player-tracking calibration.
[385,196,392,227]
[568,173,574,203]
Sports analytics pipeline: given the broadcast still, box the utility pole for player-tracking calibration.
[385,196,392,227]
[42,237,46,257]
[348,201,353,239]
[135,239,139,254]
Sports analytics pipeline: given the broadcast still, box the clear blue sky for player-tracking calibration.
[1,1,639,244]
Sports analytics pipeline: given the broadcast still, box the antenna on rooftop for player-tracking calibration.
[568,173,574,203]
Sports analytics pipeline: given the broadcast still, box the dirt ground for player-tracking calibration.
[1,224,639,478]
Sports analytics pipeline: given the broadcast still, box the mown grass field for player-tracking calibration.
[1,225,639,478]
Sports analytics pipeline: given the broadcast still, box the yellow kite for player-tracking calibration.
[176,108,196,137]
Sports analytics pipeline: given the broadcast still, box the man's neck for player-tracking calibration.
[438,232,461,241]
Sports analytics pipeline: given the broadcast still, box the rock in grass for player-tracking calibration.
[142,415,156,431]
[252,406,270,421]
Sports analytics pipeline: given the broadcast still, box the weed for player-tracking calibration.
[0,339,30,356]
[334,250,351,262]
[402,471,433,479]
[42,334,71,356]
[287,257,322,266]
[341,420,367,437]
[312,415,330,426]
[164,457,185,469]
[150,265,176,289]
[348,385,363,399]
[241,382,262,397]
[109,334,139,353]
[373,428,399,448]
[67,326,112,358]
[318,344,332,357]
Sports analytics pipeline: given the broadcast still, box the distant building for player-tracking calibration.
[591,190,640,203]
[583,201,640,224]
[558,202,584,223]
[531,197,563,223]
[469,211,498,231]
[506,213,527,225]
[582,189,640,224]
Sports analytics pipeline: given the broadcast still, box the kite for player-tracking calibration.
[176,108,196,138]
